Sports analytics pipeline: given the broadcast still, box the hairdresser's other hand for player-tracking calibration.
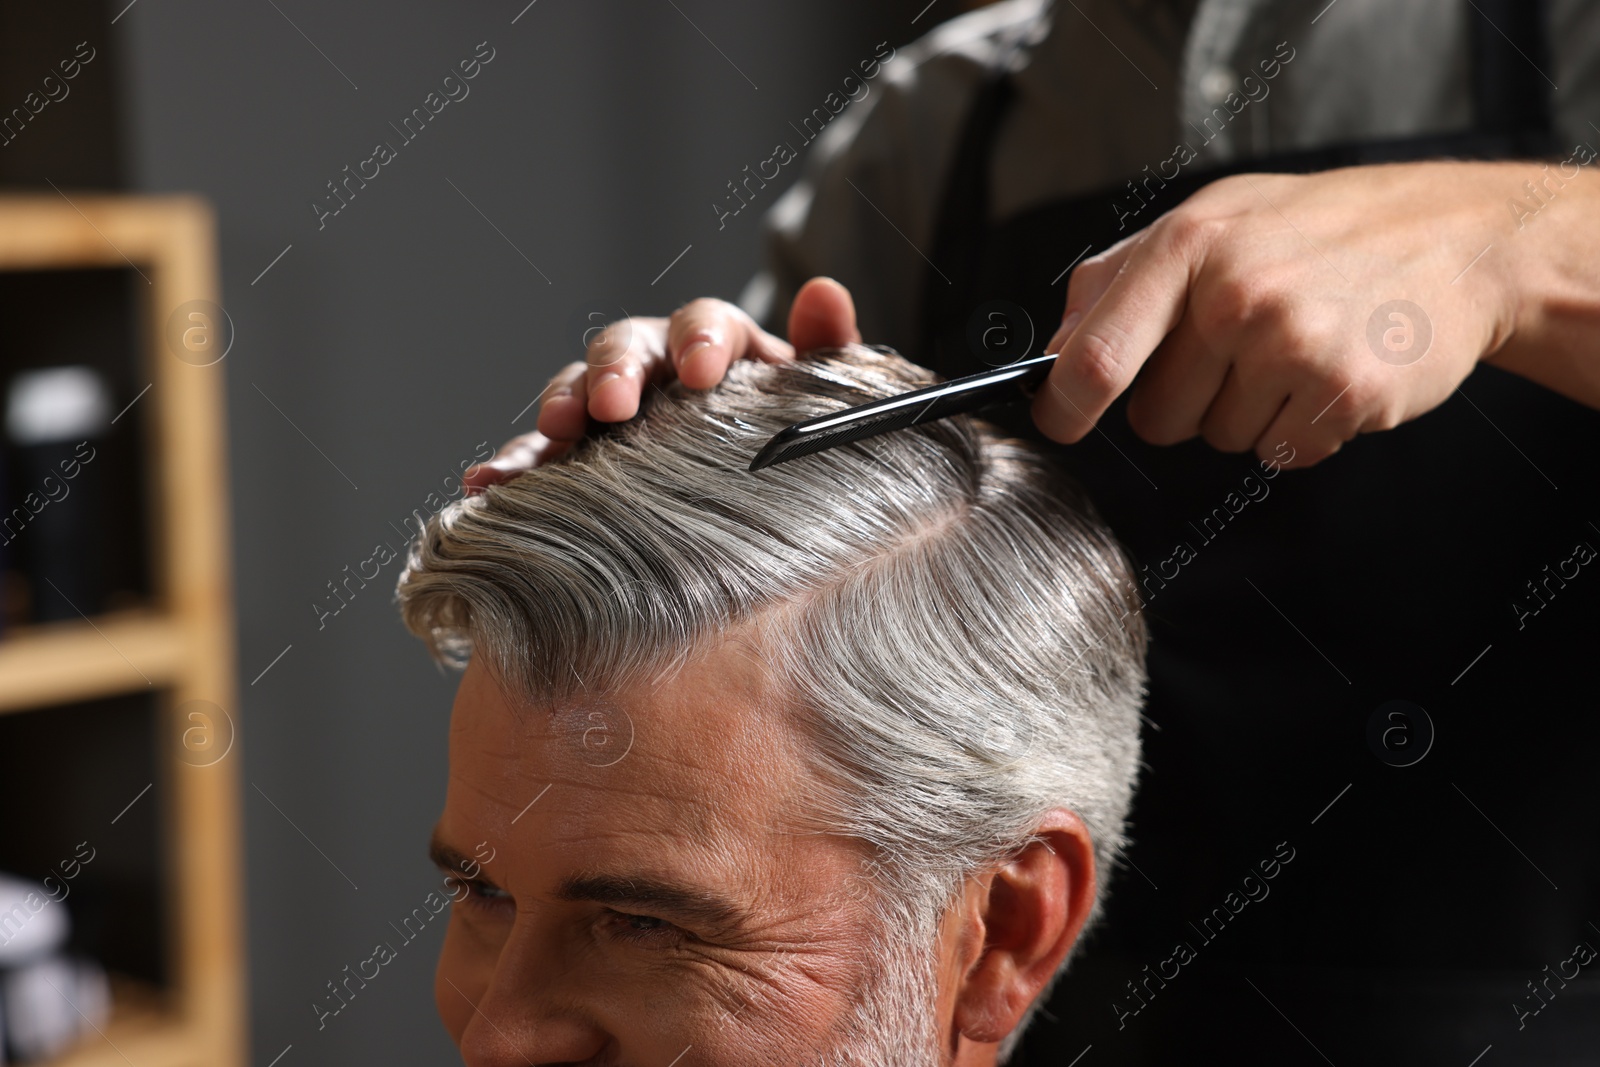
[1036,160,1595,469]
[464,277,860,490]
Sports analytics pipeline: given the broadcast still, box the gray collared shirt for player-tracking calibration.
[741,0,1600,354]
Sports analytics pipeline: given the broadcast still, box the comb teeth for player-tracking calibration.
[747,351,1058,471]
[749,407,913,470]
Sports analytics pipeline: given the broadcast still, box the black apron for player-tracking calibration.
[917,4,1600,1063]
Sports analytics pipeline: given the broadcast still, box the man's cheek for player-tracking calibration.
[434,925,480,1045]
[703,948,861,1046]
[671,967,841,1066]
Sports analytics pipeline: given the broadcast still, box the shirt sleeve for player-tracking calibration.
[738,1,1047,357]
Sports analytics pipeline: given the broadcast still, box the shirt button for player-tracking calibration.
[1199,66,1234,105]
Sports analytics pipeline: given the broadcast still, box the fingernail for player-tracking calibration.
[1046,310,1083,356]
[545,386,574,403]
[680,341,717,377]
[593,370,622,389]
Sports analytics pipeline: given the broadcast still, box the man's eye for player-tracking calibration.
[604,910,680,946]
[454,878,511,911]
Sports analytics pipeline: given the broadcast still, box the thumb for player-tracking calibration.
[787,277,861,353]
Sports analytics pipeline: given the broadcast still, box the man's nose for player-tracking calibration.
[453,944,608,1066]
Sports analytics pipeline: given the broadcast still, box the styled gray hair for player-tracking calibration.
[397,345,1146,1058]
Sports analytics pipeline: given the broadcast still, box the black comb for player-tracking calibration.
[748,352,1057,471]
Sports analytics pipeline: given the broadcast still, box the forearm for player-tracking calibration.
[1483,153,1600,409]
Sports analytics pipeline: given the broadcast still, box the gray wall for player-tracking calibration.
[117,2,932,1062]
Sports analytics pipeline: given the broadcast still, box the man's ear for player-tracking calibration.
[952,809,1097,1046]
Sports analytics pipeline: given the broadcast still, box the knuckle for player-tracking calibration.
[1064,327,1127,398]
[1268,321,1337,377]
[1274,439,1334,468]
[1194,277,1258,338]
[673,297,729,325]
[552,359,586,385]
[1369,407,1404,433]
[1200,422,1248,454]
[1067,254,1113,294]
[1305,382,1372,442]
[1156,208,1225,258]
[1123,396,1156,440]
[1198,404,1254,453]
[1301,305,1347,349]
[1123,386,1187,446]
[1061,277,1106,318]
[1126,405,1181,447]
[1254,291,1304,338]
[1334,373,1379,417]
[1206,172,1262,201]
[671,299,745,355]
[585,323,633,367]
[1360,391,1406,433]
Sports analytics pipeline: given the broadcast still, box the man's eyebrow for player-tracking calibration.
[428,830,489,880]
[555,872,755,934]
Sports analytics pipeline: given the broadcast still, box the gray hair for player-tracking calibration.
[397,345,1147,1058]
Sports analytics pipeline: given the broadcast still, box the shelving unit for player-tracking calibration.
[0,197,243,1067]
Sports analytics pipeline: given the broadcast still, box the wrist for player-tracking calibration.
[1479,151,1600,404]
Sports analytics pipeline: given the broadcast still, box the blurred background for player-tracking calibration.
[0,2,962,1063]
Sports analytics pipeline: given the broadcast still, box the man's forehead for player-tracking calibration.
[447,632,812,837]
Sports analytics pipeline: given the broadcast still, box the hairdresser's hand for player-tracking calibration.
[1037,160,1595,469]
[464,277,860,489]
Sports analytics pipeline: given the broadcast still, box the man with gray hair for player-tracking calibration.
[398,344,1146,1066]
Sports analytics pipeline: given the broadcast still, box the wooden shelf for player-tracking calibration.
[42,978,204,1067]
[0,195,245,1065]
[0,611,186,715]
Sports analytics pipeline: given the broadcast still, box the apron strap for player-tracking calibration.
[915,43,1021,379]
[1471,0,1554,145]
